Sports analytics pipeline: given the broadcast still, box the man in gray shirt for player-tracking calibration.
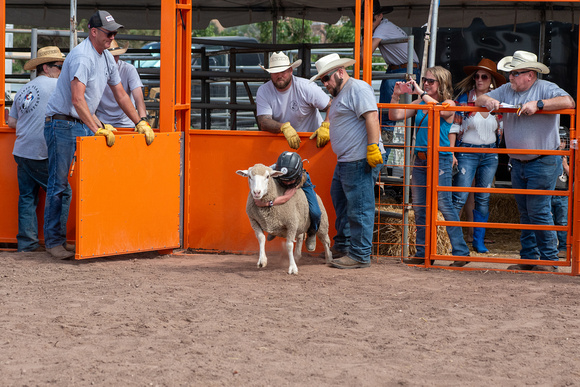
[8,46,71,253]
[43,10,155,259]
[476,50,575,272]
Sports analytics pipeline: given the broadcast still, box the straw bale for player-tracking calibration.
[374,205,451,257]
[488,193,520,223]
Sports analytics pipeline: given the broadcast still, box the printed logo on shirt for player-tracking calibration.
[19,85,40,114]
[290,100,299,112]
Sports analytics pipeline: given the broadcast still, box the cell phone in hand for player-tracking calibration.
[399,82,414,94]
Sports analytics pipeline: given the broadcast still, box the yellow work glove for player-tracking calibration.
[366,143,383,169]
[280,122,300,149]
[95,128,116,147]
[135,119,155,146]
[309,122,330,148]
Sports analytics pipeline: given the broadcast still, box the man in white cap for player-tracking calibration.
[95,40,147,127]
[476,50,575,272]
[43,10,155,259]
[256,52,331,251]
[310,54,385,269]
[7,46,72,253]
[256,52,331,149]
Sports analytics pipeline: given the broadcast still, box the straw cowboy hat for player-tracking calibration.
[107,40,129,56]
[309,53,356,82]
[23,46,65,71]
[463,58,506,86]
[260,52,302,74]
[497,50,550,74]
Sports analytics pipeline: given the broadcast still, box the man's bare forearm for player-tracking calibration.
[257,115,283,133]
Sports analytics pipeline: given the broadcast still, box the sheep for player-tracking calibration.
[236,163,332,274]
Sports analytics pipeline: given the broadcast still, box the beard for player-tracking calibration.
[273,76,292,90]
[329,75,343,97]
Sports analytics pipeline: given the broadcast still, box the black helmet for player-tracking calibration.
[274,151,303,188]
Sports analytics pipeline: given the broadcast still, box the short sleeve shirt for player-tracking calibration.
[46,38,121,118]
[256,75,330,132]
[328,78,385,162]
[96,60,143,127]
[10,76,57,159]
[486,79,571,160]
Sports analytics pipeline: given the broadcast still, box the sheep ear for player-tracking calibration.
[236,169,249,177]
[271,171,285,178]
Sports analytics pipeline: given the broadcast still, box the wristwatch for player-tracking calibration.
[537,100,544,110]
[420,91,428,99]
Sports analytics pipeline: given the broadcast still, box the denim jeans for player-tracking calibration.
[380,67,421,161]
[510,156,561,261]
[330,158,383,263]
[452,144,499,217]
[412,153,470,258]
[551,194,568,252]
[302,172,322,232]
[14,155,71,252]
[44,118,93,249]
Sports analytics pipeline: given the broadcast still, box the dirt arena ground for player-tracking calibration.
[1,243,580,386]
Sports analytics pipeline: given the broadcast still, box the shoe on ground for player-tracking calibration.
[531,264,558,272]
[64,243,75,252]
[47,245,75,259]
[450,260,470,267]
[403,257,425,265]
[330,255,370,269]
[558,250,566,259]
[305,234,316,252]
[330,246,347,258]
[507,264,535,271]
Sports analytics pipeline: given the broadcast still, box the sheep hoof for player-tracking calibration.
[288,266,298,275]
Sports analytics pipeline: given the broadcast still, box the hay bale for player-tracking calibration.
[488,193,520,223]
[374,205,452,257]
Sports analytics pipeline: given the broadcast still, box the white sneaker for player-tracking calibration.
[305,234,316,252]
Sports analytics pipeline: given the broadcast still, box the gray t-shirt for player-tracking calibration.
[328,77,385,162]
[487,79,571,160]
[373,19,419,66]
[96,60,143,127]
[256,75,330,132]
[10,75,57,160]
[46,38,121,119]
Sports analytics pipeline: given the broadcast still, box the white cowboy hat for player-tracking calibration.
[23,46,65,71]
[309,53,356,82]
[260,52,302,74]
[107,40,129,56]
[497,50,550,74]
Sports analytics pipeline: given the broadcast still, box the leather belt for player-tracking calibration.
[416,151,427,160]
[517,154,549,164]
[46,114,81,123]
[389,62,419,71]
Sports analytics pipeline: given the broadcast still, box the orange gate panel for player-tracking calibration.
[75,132,181,259]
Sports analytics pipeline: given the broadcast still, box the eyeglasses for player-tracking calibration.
[422,77,437,85]
[96,27,118,39]
[509,70,532,77]
[321,69,339,83]
[50,64,63,70]
[473,73,490,80]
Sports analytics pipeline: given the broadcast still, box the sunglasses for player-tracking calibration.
[321,69,339,83]
[422,77,437,85]
[473,73,490,80]
[509,70,532,77]
[96,27,118,39]
[50,64,63,70]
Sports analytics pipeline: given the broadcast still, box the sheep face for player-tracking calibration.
[236,164,284,200]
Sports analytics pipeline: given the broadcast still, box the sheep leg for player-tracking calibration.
[319,232,333,264]
[286,234,298,275]
[295,233,304,262]
[250,220,267,269]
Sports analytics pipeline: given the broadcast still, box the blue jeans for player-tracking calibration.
[380,67,421,161]
[412,153,470,258]
[302,172,322,232]
[551,194,568,252]
[44,118,93,249]
[14,155,71,252]
[510,156,561,261]
[452,144,499,217]
[330,158,383,263]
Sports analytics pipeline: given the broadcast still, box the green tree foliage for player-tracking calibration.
[257,18,320,44]
[325,18,355,43]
